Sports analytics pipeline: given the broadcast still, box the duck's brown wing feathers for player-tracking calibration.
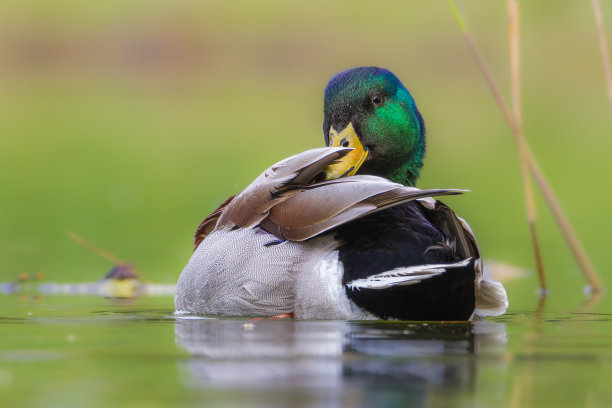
[194,195,235,250]
[216,147,355,230]
[201,147,466,244]
[194,147,353,249]
[260,176,465,241]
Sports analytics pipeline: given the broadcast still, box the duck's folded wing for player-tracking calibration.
[260,176,466,241]
[216,147,354,230]
[204,147,464,244]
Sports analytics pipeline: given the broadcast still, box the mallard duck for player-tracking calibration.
[175,67,508,320]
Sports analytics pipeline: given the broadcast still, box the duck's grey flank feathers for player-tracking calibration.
[176,227,297,316]
[175,227,374,319]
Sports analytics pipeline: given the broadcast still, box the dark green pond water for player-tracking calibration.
[2,291,611,407]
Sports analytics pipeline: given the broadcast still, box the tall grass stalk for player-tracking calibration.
[66,230,126,265]
[507,0,546,293]
[592,0,612,113]
[445,0,603,292]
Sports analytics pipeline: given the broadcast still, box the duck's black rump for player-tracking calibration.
[334,200,476,320]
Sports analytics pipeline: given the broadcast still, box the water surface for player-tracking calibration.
[2,293,611,407]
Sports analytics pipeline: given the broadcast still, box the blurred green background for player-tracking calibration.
[1,1,611,311]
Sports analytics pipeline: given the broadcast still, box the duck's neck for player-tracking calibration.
[387,160,422,187]
[384,136,426,187]
[377,101,426,187]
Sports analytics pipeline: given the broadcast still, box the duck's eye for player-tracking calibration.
[371,93,383,106]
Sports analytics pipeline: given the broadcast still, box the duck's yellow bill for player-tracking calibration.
[324,122,369,180]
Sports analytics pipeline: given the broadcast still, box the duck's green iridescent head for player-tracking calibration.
[322,67,425,186]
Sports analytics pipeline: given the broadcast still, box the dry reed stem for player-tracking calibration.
[525,153,602,291]
[508,0,521,127]
[508,381,523,408]
[578,289,604,312]
[446,0,603,291]
[507,0,546,292]
[66,230,126,265]
[592,0,612,113]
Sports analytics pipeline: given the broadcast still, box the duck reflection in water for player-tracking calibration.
[174,318,507,406]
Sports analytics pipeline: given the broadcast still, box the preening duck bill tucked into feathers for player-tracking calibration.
[175,67,508,320]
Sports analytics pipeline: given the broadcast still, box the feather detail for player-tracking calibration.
[193,195,235,250]
[346,259,472,290]
[474,279,509,317]
[216,147,353,230]
[417,200,508,317]
[261,178,465,241]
